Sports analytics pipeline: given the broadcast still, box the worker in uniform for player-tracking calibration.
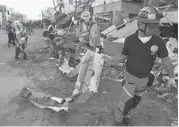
[78,11,101,50]
[72,11,101,96]
[14,20,27,60]
[103,6,176,126]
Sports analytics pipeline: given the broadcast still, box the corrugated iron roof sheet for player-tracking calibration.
[101,19,138,43]
[161,10,178,24]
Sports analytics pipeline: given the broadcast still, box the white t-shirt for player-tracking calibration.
[138,36,152,44]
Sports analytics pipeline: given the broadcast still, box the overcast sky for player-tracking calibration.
[1,0,54,20]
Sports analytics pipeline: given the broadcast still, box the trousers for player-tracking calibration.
[15,43,27,60]
[8,32,15,45]
[49,42,58,58]
[115,71,149,122]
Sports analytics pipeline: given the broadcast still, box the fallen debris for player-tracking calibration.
[19,87,69,112]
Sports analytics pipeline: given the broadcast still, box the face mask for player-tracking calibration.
[138,36,152,43]
[138,21,160,36]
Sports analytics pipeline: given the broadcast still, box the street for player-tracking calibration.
[0,29,177,126]
[0,30,63,126]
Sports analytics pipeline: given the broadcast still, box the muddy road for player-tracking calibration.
[0,30,177,126]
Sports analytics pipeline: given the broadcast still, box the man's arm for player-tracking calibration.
[161,57,175,78]
[104,37,129,63]
[157,37,176,87]
[157,37,175,78]
[104,54,127,63]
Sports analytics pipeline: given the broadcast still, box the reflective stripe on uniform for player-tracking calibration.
[123,86,133,98]
[135,86,148,93]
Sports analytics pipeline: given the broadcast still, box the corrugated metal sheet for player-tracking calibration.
[161,10,178,24]
[102,19,138,43]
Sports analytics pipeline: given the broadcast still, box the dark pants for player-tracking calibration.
[8,32,15,46]
[15,43,27,60]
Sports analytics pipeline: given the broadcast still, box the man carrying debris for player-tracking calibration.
[72,11,102,96]
[78,11,101,50]
[103,6,176,126]
[14,20,27,60]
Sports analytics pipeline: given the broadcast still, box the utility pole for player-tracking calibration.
[75,0,77,13]
[52,0,58,13]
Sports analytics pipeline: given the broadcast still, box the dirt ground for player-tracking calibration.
[0,30,177,126]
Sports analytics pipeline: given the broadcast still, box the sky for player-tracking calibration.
[1,0,54,20]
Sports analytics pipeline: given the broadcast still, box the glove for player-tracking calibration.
[167,77,176,88]
[72,81,82,96]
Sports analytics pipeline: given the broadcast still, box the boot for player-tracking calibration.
[123,117,132,126]
[24,54,27,60]
[114,120,126,126]
[15,57,19,61]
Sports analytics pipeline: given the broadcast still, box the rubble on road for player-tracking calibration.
[19,87,69,112]
[14,10,178,125]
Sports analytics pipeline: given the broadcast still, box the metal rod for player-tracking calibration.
[157,5,174,9]
[103,16,137,35]
[52,0,58,13]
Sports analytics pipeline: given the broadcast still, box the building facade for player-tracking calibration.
[56,0,75,14]
[92,0,143,30]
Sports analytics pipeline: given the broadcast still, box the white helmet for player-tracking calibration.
[57,30,65,36]
[80,11,91,22]
[14,20,20,27]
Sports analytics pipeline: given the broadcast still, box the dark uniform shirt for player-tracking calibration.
[122,30,168,78]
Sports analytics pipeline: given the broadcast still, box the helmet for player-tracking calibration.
[138,6,165,24]
[14,20,20,27]
[80,11,91,22]
[57,30,65,36]
[137,6,166,36]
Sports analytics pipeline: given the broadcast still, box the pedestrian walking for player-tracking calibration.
[14,20,27,60]
[103,6,176,126]
[6,20,16,47]
[47,21,58,58]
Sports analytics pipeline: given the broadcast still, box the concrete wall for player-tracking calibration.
[93,2,122,15]
[143,0,159,7]
[56,0,75,14]
[121,2,142,17]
